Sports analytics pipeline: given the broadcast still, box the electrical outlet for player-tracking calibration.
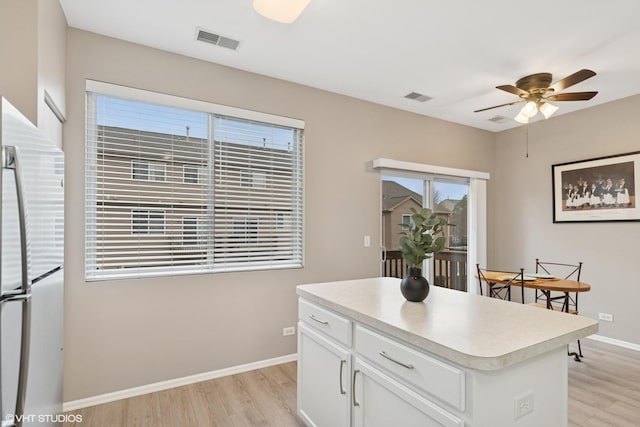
[598,312,614,322]
[283,326,295,336]
[364,235,371,247]
[514,391,534,419]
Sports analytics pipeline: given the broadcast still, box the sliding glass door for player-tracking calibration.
[381,176,428,278]
[381,175,469,292]
[432,180,468,291]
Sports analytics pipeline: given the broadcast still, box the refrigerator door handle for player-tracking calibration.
[3,145,32,427]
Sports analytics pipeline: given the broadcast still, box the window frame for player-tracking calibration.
[85,80,305,281]
[374,158,489,295]
[241,170,268,189]
[401,214,412,230]
[131,209,166,235]
[182,216,208,245]
[183,164,205,184]
[131,159,166,182]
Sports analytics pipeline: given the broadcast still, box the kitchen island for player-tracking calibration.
[296,277,598,427]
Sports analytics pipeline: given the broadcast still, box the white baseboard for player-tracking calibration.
[587,334,640,352]
[63,353,298,412]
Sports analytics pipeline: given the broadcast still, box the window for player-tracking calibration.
[401,214,412,230]
[182,216,207,244]
[241,171,267,188]
[233,218,259,244]
[276,212,292,230]
[132,209,165,234]
[183,164,206,184]
[85,81,304,280]
[132,160,166,181]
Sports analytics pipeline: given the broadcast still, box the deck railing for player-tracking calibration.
[383,249,468,291]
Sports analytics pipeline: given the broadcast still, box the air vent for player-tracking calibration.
[404,92,432,103]
[488,115,509,124]
[196,29,240,51]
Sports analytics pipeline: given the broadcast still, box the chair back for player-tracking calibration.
[476,265,525,303]
[476,264,486,296]
[534,259,583,311]
[535,259,582,281]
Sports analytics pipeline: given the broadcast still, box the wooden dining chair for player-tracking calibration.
[476,265,525,303]
[532,259,584,360]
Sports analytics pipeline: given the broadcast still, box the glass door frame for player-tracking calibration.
[375,159,489,294]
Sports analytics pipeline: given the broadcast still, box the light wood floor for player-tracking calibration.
[568,340,640,426]
[65,339,640,427]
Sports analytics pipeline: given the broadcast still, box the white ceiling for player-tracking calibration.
[59,0,640,132]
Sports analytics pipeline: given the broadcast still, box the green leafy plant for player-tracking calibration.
[399,208,447,268]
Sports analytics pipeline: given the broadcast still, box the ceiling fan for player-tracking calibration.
[475,69,598,123]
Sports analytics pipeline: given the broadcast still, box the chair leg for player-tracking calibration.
[577,339,583,358]
[568,343,582,362]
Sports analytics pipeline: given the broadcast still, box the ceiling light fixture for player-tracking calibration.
[521,101,538,118]
[539,102,559,119]
[513,97,559,124]
[253,0,311,23]
[514,111,529,124]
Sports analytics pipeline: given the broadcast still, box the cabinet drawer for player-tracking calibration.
[355,325,465,411]
[299,299,351,346]
[354,359,464,427]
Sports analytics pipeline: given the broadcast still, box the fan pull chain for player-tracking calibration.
[526,124,529,158]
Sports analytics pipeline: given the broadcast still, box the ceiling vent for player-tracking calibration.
[488,115,509,124]
[404,92,432,102]
[196,29,240,51]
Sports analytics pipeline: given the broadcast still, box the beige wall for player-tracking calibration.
[491,94,640,345]
[64,29,495,401]
[0,0,66,147]
[0,0,38,123]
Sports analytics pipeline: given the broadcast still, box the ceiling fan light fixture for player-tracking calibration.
[514,111,529,124]
[521,101,538,118]
[539,102,559,119]
[253,0,311,23]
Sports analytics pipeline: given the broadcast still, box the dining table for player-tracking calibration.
[480,270,591,309]
[479,270,592,361]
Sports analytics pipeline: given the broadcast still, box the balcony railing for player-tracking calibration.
[383,249,468,292]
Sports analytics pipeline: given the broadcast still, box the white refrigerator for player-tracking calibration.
[0,98,64,427]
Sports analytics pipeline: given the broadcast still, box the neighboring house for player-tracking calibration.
[381,180,423,251]
[435,197,468,247]
[382,180,465,251]
[435,198,458,213]
[93,125,296,273]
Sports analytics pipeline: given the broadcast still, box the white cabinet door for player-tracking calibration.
[298,323,351,427]
[353,359,464,427]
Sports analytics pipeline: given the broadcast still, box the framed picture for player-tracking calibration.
[552,151,639,223]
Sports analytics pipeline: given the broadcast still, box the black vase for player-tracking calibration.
[400,267,430,302]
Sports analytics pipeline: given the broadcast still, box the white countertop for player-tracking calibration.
[297,277,599,370]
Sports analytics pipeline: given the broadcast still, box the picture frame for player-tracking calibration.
[552,151,639,223]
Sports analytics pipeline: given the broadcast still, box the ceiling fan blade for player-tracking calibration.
[474,100,523,113]
[546,91,598,101]
[496,85,528,97]
[548,69,596,92]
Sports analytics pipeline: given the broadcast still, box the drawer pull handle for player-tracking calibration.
[339,359,346,395]
[379,351,414,369]
[309,314,329,325]
[352,369,360,406]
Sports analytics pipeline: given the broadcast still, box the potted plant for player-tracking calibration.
[398,207,448,302]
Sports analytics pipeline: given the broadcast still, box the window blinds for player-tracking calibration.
[212,116,303,271]
[85,91,303,280]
